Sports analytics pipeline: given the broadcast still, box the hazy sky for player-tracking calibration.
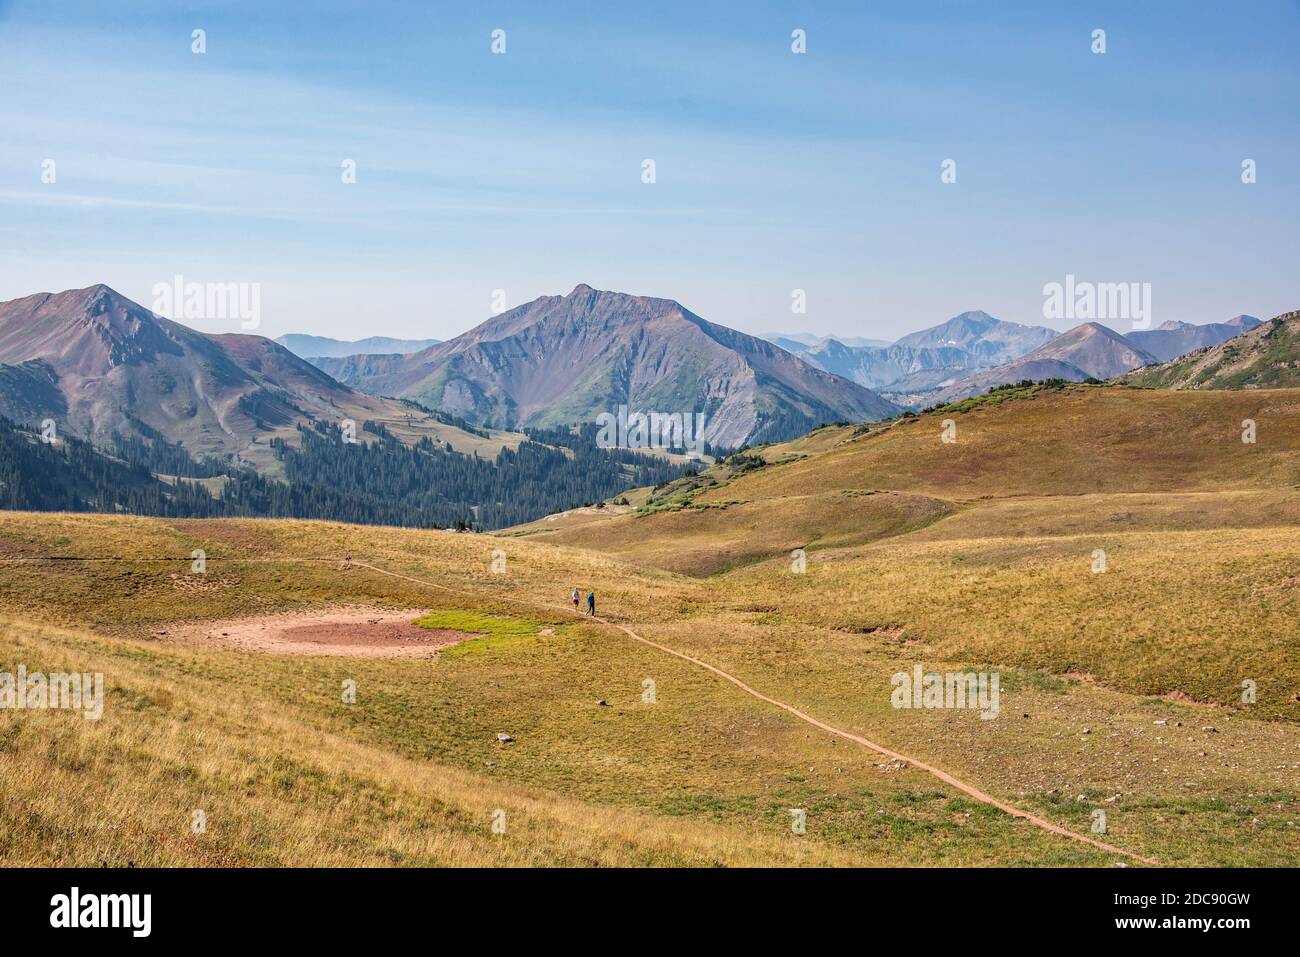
[1,0,1296,341]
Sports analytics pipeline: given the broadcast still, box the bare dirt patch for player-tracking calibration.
[159,606,464,658]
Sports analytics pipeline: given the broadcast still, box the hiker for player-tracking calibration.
[571,587,580,612]
[586,591,596,616]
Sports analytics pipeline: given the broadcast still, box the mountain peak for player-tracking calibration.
[319,285,898,446]
[1071,321,1126,338]
[62,283,126,305]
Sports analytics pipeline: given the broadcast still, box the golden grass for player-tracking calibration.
[0,513,1121,866]
[0,617,857,866]
[3,386,1299,866]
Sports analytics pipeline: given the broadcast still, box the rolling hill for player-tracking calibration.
[512,383,1300,570]
[504,381,1300,735]
[315,284,900,448]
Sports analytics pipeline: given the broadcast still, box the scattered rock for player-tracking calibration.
[1202,726,1218,733]
[595,699,609,707]
[496,733,514,743]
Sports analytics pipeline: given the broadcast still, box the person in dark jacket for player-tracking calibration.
[586,591,596,616]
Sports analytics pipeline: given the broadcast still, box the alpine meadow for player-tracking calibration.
[0,1,1296,943]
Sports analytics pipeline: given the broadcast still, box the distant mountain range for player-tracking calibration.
[3,282,1279,535]
[0,283,1273,474]
[1125,316,1261,363]
[762,310,1262,408]
[1123,311,1296,390]
[921,317,1263,405]
[904,322,1155,406]
[275,333,440,359]
[0,285,695,529]
[774,311,1058,399]
[761,332,892,351]
[314,284,899,448]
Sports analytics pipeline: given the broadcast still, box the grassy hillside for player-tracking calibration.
[697,385,1300,501]
[509,489,953,576]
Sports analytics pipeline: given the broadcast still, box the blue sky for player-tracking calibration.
[0,0,1296,341]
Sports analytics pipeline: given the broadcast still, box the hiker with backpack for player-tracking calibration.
[571,587,580,613]
[586,591,596,616]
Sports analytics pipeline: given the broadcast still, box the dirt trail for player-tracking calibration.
[344,560,1157,866]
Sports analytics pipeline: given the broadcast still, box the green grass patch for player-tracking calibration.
[413,608,554,658]
[413,609,541,636]
[996,668,1071,694]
